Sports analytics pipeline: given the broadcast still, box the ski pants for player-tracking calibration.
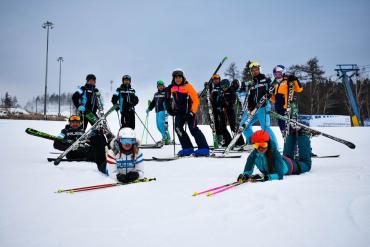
[282,134,312,174]
[225,107,245,146]
[240,101,278,148]
[121,109,135,129]
[156,110,171,141]
[175,113,209,149]
[214,108,232,145]
[80,111,98,130]
[89,131,108,174]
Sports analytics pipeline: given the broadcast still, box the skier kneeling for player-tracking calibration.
[93,127,144,183]
[237,129,312,182]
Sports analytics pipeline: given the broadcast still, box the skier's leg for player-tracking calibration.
[296,134,312,173]
[156,111,167,141]
[188,113,209,154]
[258,103,278,148]
[242,112,258,144]
[89,131,108,174]
[175,114,193,149]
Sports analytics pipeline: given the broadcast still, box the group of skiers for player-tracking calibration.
[52,61,313,184]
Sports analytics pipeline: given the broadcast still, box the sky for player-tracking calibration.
[0,0,369,106]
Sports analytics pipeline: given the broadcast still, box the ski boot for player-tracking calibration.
[194,148,210,157]
[177,148,194,157]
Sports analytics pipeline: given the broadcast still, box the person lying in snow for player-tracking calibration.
[92,127,144,183]
[237,129,312,182]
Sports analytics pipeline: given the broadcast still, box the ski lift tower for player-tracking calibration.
[335,64,363,126]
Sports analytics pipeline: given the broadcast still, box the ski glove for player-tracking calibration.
[250,174,269,182]
[237,173,249,182]
[78,105,86,113]
[117,171,139,183]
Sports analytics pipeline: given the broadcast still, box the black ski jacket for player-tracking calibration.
[247,73,272,111]
[72,84,102,114]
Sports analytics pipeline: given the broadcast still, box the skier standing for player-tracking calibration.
[72,74,104,130]
[166,69,209,156]
[239,62,278,147]
[220,79,245,147]
[270,65,303,136]
[237,129,312,182]
[112,75,139,129]
[146,80,171,145]
[210,74,232,146]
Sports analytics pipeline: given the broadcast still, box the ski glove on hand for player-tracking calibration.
[116,171,139,183]
[237,173,249,182]
[250,174,269,182]
[78,106,86,113]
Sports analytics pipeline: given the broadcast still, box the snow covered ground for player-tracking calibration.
[0,118,369,247]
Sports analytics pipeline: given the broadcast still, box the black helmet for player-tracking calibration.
[122,75,131,82]
[86,74,96,81]
[172,69,184,78]
[220,79,230,89]
[231,79,240,90]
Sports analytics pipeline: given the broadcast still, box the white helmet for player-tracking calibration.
[118,127,137,144]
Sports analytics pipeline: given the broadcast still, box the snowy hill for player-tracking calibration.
[0,119,369,247]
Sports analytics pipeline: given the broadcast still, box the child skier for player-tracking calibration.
[72,74,104,130]
[165,69,209,156]
[237,129,312,182]
[239,61,278,147]
[146,80,171,145]
[112,75,139,129]
[91,127,144,183]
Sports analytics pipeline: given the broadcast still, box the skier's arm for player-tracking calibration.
[242,152,257,176]
[186,84,200,113]
[133,150,144,179]
[106,150,118,180]
[148,95,156,111]
[111,90,119,105]
[72,88,82,108]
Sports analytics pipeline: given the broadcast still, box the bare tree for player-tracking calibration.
[224,62,240,80]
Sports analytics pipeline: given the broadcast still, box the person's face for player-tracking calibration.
[174,75,183,85]
[253,142,268,154]
[250,66,260,77]
[213,78,220,84]
[121,143,133,150]
[274,71,283,80]
[87,79,96,86]
[70,121,81,129]
[123,79,131,86]
[158,85,165,91]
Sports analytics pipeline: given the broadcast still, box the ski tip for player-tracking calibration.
[349,143,356,149]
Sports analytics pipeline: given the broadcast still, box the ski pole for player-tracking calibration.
[207,181,244,197]
[193,181,239,196]
[134,110,158,143]
[145,114,149,144]
[55,178,156,193]
[172,115,176,157]
[141,112,148,142]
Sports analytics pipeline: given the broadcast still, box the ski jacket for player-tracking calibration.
[247,73,272,111]
[57,125,85,142]
[106,140,144,180]
[112,84,139,113]
[242,141,286,180]
[222,87,237,109]
[72,84,102,114]
[148,90,166,113]
[210,84,224,111]
[270,75,303,109]
[167,81,199,115]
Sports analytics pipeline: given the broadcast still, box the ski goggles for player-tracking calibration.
[120,138,136,145]
[253,142,268,150]
[69,115,81,121]
[212,74,220,80]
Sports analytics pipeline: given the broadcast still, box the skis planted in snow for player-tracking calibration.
[270,111,356,149]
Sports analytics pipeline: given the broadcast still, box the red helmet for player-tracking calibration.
[251,130,270,144]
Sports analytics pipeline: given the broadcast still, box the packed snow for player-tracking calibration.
[0,117,369,247]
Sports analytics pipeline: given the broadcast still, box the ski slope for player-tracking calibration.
[0,119,369,247]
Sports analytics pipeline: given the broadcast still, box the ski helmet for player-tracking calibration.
[220,79,230,89]
[273,65,285,76]
[157,80,165,86]
[172,69,184,77]
[212,74,221,80]
[122,75,131,82]
[248,61,260,69]
[118,127,137,145]
[231,79,240,90]
[86,74,96,81]
[251,130,270,144]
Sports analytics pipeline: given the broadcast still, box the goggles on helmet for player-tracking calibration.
[252,142,268,150]
[69,115,81,121]
[212,74,221,80]
[249,61,260,69]
[120,138,136,145]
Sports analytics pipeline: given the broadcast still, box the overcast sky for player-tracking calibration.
[0,0,369,105]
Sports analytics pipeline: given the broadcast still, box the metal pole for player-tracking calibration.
[42,21,54,119]
[57,57,63,116]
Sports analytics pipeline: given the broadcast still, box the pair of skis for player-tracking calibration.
[25,128,72,144]
[55,177,156,194]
